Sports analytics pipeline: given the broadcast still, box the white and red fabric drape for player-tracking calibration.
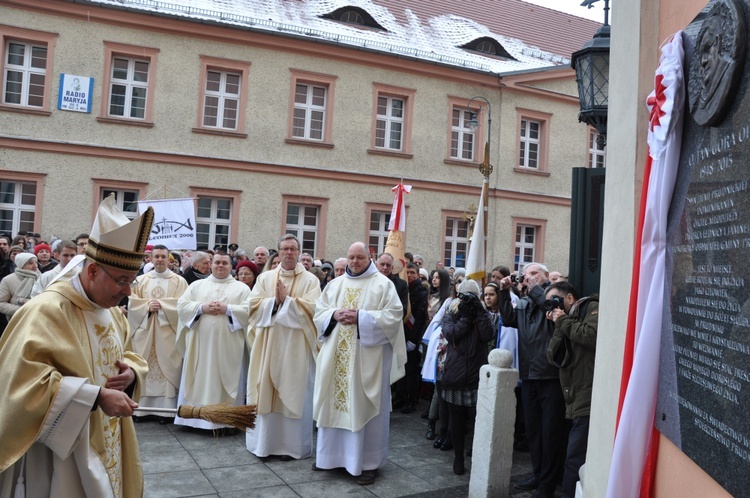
[606,32,685,498]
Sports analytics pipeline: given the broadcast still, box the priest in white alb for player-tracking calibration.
[175,251,251,429]
[0,194,152,498]
[246,234,321,460]
[128,244,188,420]
[312,241,406,486]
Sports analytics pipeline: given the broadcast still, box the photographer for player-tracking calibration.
[498,262,564,498]
[440,279,496,476]
[545,282,598,498]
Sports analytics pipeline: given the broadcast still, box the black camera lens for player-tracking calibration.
[544,295,564,312]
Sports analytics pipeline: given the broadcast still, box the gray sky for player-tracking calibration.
[521,0,608,22]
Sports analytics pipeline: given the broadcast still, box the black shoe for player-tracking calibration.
[433,436,445,449]
[453,457,465,476]
[280,455,294,461]
[425,421,436,440]
[439,439,453,451]
[515,475,539,491]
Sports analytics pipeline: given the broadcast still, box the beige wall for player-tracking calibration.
[0,2,588,274]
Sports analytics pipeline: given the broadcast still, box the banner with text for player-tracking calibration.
[138,198,197,250]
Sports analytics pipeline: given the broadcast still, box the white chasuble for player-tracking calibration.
[175,275,251,429]
[245,263,321,458]
[312,263,406,476]
[128,270,187,410]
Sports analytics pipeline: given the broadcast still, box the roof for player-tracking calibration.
[84,0,601,75]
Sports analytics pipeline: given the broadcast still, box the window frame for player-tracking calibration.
[445,96,484,166]
[281,195,328,258]
[0,24,56,115]
[98,42,159,127]
[193,56,250,138]
[189,187,241,250]
[92,179,148,222]
[368,83,415,159]
[588,127,607,168]
[286,69,337,147]
[514,108,551,175]
[441,210,470,269]
[0,170,46,235]
[365,202,401,258]
[510,217,547,273]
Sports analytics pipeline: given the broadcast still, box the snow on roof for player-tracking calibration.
[86,0,577,74]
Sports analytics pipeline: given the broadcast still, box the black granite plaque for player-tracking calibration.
[657,0,750,495]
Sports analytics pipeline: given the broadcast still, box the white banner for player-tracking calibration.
[138,198,197,250]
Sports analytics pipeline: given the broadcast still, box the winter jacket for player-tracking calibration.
[440,299,496,391]
[546,295,599,419]
[499,283,558,380]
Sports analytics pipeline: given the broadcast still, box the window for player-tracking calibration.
[511,218,546,273]
[321,8,386,30]
[102,189,139,220]
[190,187,241,250]
[92,179,148,223]
[369,83,415,158]
[195,56,250,137]
[0,25,56,113]
[282,195,328,257]
[519,119,540,169]
[588,129,606,168]
[286,204,319,255]
[460,37,515,60]
[196,197,232,250]
[368,210,391,256]
[443,216,469,268]
[0,180,37,235]
[515,109,551,174]
[287,70,336,146]
[446,97,484,165]
[99,42,159,125]
[376,96,404,150]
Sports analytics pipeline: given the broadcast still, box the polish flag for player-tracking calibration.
[606,32,685,498]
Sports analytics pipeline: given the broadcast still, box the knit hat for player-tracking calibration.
[8,245,23,255]
[33,243,51,255]
[321,262,333,272]
[14,253,37,270]
[457,278,481,297]
[236,260,260,276]
[85,193,154,271]
[419,268,429,280]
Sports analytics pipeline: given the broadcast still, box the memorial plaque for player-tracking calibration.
[657,0,750,495]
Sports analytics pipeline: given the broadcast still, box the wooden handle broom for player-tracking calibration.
[134,404,257,431]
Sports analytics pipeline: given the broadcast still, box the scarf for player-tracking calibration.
[14,268,40,300]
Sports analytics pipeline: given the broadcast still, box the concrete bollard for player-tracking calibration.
[469,348,518,498]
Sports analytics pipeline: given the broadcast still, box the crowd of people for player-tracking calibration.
[0,197,598,498]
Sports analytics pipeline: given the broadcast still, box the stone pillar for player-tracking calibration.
[469,349,518,498]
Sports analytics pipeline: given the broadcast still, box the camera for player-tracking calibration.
[544,295,564,313]
[457,292,477,303]
[510,273,524,284]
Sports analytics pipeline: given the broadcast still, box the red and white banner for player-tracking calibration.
[607,32,685,498]
[388,183,411,232]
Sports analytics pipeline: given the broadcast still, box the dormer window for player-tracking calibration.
[461,37,516,61]
[321,7,386,31]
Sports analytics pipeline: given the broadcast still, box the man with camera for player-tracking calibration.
[545,281,598,498]
[498,262,565,498]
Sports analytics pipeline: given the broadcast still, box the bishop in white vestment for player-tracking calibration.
[175,253,251,429]
[246,234,321,459]
[128,245,188,416]
[313,242,406,483]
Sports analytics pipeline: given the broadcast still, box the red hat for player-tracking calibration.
[34,243,51,255]
[145,244,154,253]
[236,260,260,276]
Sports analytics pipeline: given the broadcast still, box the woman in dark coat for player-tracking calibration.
[440,279,496,475]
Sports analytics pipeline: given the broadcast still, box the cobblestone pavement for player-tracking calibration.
[136,404,546,497]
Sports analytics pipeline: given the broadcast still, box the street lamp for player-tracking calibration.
[466,96,492,179]
[571,0,610,148]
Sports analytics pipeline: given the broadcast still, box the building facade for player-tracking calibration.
[0,0,599,273]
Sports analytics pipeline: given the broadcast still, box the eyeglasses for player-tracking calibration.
[278,246,299,253]
[98,265,137,288]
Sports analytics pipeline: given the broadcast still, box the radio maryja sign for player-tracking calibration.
[139,198,197,250]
